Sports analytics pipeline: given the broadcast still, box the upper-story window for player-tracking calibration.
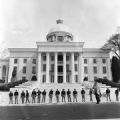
[51,56,54,61]
[103,66,107,74]
[66,55,70,61]
[14,59,18,64]
[32,66,36,74]
[84,59,87,64]
[75,64,78,72]
[57,36,63,42]
[23,59,27,64]
[43,55,46,61]
[32,59,36,64]
[93,59,97,64]
[66,64,70,71]
[51,64,54,71]
[74,55,78,61]
[84,66,88,74]
[93,66,97,74]
[23,66,27,74]
[102,59,106,64]
[43,64,46,72]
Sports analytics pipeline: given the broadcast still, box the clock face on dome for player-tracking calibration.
[46,19,73,42]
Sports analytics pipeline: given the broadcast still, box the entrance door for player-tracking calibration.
[58,76,63,83]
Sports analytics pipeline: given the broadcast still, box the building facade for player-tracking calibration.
[0,20,111,84]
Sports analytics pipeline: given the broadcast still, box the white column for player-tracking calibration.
[18,58,23,80]
[38,53,41,83]
[78,53,81,83]
[71,52,75,83]
[63,53,66,83]
[46,52,50,83]
[8,58,14,83]
[54,52,58,83]
[107,58,112,80]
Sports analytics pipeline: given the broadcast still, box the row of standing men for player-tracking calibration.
[9,88,120,104]
[9,88,89,104]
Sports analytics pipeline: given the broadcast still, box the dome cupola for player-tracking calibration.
[46,19,73,42]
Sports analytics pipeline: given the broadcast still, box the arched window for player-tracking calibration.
[31,75,37,81]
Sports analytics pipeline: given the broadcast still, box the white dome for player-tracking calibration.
[48,19,72,34]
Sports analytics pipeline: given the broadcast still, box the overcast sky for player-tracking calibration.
[0,0,120,54]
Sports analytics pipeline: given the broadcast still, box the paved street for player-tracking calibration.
[0,103,120,120]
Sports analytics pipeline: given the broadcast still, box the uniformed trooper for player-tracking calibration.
[25,90,30,104]
[67,89,71,102]
[115,88,119,101]
[73,89,78,102]
[31,89,36,103]
[61,89,66,102]
[55,89,60,103]
[81,88,86,102]
[89,88,93,102]
[21,90,25,104]
[106,88,111,102]
[14,90,19,104]
[37,90,41,103]
[9,91,13,104]
[42,89,46,103]
[49,89,53,103]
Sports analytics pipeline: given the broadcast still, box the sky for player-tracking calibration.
[0,0,120,57]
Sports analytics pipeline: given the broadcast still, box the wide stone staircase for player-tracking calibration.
[0,81,118,105]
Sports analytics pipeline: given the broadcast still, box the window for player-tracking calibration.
[43,64,46,72]
[22,76,26,80]
[32,66,36,74]
[66,55,70,61]
[93,66,97,74]
[51,64,54,71]
[51,56,54,61]
[93,59,97,64]
[103,76,107,79]
[58,55,63,61]
[23,59,27,63]
[23,66,26,74]
[14,59,18,64]
[75,64,78,72]
[32,59,36,64]
[84,59,87,64]
[43,55,46,61]
[66,64,69,71]
[42,75,46,83]
[94,76,97,81]
[13,66,17,73]
[74,55,78,61]
[75,75,78,83]
[84,66,88,74]
[66,74,70,83]
[50,74,54,83]
[102,59,106,64]
[58,36,63,41]
[103,66,107,74]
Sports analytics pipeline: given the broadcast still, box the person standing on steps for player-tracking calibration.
[61,89,66,103]
[14,90,19,104]
[21,90,25,104]
[89,88,93,102]
[37,90,41,103]
[93,82,101,104]
[49,89,53,103]
[25,90,30,104]
[42,89,46,103]
[9,91,13,104]
[55,89,60,103]
[73,89,78,102]
[115,88,119,101]
[67,89,71,102]
[31,89,36,103]
[81,88,86,102]
[106,88,111,102]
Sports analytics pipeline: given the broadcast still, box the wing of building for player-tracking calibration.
[0,19,111,84]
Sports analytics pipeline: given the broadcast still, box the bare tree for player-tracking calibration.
[102,27,120,60]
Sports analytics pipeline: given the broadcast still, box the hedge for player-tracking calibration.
[0,79,28,91]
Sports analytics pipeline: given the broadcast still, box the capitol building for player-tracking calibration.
[0,19,111,85]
